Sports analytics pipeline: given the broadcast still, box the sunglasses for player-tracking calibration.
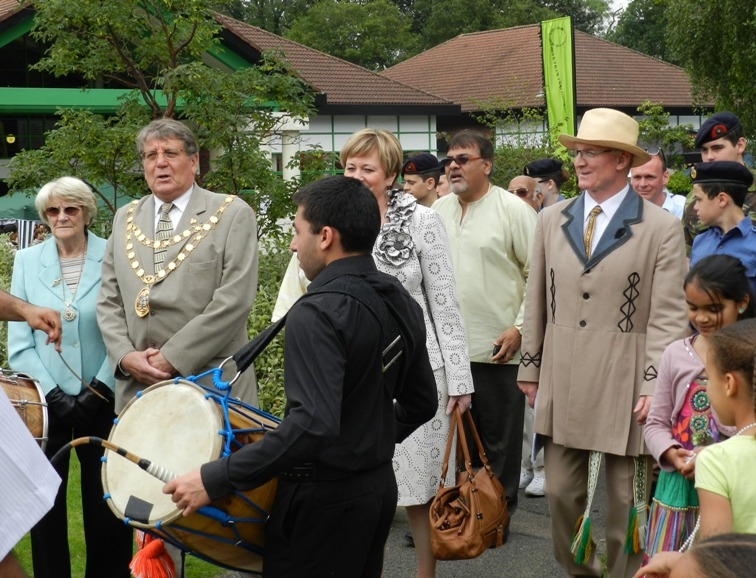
[644,147,667,165]
[45,206,81,218]
[441,155,483,167]
[508,187,531,197]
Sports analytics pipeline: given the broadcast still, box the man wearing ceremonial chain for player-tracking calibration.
[97,118,259,416]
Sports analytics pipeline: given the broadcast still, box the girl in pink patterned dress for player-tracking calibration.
[644,254,754,558]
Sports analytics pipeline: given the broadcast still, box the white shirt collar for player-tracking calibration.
[153,185,193,229]
[584,184,629,223]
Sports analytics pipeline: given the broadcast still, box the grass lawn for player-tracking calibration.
[14,453,226,577]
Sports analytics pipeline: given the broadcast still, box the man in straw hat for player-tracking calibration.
[517,108,688,577]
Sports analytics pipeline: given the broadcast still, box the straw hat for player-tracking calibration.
[558,108,650,167]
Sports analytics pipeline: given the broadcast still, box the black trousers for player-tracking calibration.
[466,362,525,518]
[31,405,133,578]
[263,462,397,577]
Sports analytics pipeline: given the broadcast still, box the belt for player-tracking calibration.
[279,462,357,482]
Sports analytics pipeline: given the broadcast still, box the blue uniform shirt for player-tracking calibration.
[690,216,756,296]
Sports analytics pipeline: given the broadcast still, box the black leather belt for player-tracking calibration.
[279,462,356,482]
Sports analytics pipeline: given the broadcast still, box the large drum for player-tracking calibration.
[102,380,280,573]
[0,369,48,452]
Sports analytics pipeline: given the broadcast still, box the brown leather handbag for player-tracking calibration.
[429,407,509,560]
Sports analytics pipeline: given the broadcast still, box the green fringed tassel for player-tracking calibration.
[570,514,593,564]
[624,505,639,554]
[625,457,649,554]
[625,501,649,553]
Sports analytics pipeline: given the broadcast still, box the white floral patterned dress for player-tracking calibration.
[376,189,474,505]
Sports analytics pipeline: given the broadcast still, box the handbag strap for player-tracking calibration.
[438,407,496,487]
[462,408,494,470]
[439,407,475,484]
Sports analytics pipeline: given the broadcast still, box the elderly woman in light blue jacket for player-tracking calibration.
[9,177,132,578]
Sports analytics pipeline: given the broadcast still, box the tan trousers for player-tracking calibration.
[543,438,651,578]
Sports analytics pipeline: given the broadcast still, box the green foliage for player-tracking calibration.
[666,0,756,139]
[8,105,152,214]
[169,57,314,240]
[537,0,611,35]
[414,0,610,52]
[248,236,292,418]
[468,102,578,196]
[216,0,320,36]
[666,169,691,195]
[30,0,223,119]
[0,236,14,367]
[414,0,524,51]
[286,0,418,70]
[635,100,694,169]
[606,0,675,62]
[293,145,340,186]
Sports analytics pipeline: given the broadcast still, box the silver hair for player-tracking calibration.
[35,176,97,226]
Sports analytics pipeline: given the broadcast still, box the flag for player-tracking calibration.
[541,17,576,138]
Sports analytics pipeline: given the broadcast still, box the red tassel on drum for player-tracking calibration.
[130,530,176,578]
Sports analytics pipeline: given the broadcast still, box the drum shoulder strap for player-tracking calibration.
[307,274,404,373]
[233,274,405,377]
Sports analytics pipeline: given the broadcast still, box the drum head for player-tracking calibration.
[103,380,222,527]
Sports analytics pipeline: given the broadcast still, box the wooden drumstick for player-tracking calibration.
[52,436,176,481]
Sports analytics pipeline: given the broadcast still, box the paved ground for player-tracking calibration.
[218,482,608,577]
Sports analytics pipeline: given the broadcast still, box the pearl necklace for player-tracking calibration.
[735,422,756,436]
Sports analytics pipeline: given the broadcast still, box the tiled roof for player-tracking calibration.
[382,24,704,113]
[0,0,28,24]
[215,13,457,111]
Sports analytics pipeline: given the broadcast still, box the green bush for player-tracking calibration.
[667,169,693,196]
[0,235,16,367]
[248,236,291,418]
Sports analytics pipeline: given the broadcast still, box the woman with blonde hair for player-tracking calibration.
[274,129,473,577]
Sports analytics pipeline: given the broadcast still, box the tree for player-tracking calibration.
[606,0,674,62]
[537,0,611,35]
[213,0,321,36]
[467,101,577,196]
[667,0,756,139]
[634,100,693,165]
[10,0,316,240]
[286,0,418,70]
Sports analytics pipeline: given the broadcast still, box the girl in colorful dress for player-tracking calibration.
[643,254,754,557]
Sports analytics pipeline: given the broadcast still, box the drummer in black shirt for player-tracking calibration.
[164,175,437,577]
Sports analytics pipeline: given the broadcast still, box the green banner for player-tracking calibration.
[541,17,576,137]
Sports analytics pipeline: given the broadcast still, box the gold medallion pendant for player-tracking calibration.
[135,286,151,318]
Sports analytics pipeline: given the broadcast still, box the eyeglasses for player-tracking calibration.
[45,206,81,218]
[441,155,484,167]
[141,148,185,162]
[508,187,531,197]
[567,148,615,159]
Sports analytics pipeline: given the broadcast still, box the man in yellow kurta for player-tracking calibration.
[433,130,536,519]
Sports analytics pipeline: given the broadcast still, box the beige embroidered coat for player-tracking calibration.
[517,190,688,457]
